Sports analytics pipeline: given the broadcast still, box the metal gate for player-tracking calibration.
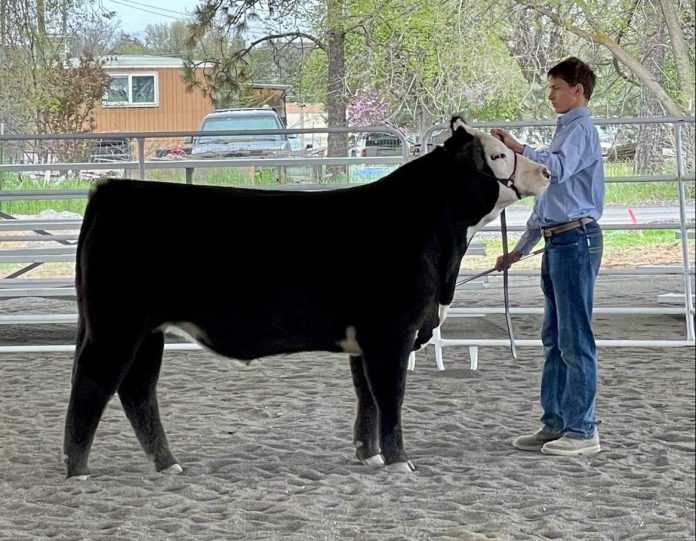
[0,119,693,357]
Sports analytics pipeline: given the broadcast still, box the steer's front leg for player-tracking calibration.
[361,343,415,472]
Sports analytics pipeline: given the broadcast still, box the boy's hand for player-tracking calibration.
[491,128,525,154]
[495,250,523,271]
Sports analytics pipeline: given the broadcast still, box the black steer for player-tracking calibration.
[63,117,549,478]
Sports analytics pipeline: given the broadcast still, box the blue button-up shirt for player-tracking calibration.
[514,106,605,255]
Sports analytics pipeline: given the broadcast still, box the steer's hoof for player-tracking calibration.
[67,474,90,481]
[386,460,416,473]
[160,463,183,475]
[361,454,385,468]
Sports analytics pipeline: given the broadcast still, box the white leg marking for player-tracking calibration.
[161,463,183,475]
[386,460,416,473]
[67,474,90,481]
[361,454,385,468]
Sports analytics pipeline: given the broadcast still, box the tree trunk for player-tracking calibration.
[635,22,667,174]
[325,0,347,180]
[37,0,46,35]
[658,0,694,112]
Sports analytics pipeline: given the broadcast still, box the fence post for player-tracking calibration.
[137,137,145,180]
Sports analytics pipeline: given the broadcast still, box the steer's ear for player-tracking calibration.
[449,115,475,141]
[445,115,485,170]
[450,114,468,133]
[445,115,475,155]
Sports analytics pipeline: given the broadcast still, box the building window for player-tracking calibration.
[104,73,158,106]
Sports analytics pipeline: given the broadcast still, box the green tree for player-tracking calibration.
[0,0,112,163]
[343,0,528,130]
[183,0,356,159]
[182,0,531,158]
[503,0,694,172]
[142,21,194,55]
[110,32,148,55]
[507,0,693,117]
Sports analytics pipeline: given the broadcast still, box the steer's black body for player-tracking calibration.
[63,121,548,478]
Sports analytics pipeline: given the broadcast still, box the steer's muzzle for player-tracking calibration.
[515,158,551,198]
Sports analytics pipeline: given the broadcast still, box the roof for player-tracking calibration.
[102,55,188,69]
[204,107,281,117]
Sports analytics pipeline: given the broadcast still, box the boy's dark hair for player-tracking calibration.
[548,57,596,100]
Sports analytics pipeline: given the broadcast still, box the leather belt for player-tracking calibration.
[542,217,595,238]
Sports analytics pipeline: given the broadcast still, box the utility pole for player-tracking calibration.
[62,0,68,36]
[299,102,305,149]
[37,0,46,36]
[1,0,6,47]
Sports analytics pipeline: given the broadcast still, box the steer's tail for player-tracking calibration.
[74,179,108,284]
[72,179,115,377]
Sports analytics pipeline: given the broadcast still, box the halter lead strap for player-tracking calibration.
[500,209,517,359]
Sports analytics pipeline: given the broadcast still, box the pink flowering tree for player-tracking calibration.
[347,88,389,126]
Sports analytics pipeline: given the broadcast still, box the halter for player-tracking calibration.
[468,149,522,200]
[494,151,521,199]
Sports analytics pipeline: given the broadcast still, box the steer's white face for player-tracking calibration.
[448,118,550,243]
[451,118,550,200]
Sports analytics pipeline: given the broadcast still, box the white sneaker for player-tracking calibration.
[541,431,601,456]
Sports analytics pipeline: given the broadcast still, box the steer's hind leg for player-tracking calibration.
[63,334,141,479]
[349,355,383,467]
[118,331,181,474]
[361,342,415,472]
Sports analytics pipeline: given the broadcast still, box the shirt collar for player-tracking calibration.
[557,106,590,128]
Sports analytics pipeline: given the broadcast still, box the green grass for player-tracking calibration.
[0,160,692,216]
[482,229,679,255]
[603,161,693,204]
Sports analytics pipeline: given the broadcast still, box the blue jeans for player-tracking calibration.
[539,221,603,439]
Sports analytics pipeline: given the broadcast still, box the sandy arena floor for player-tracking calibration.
[0,273,694,540]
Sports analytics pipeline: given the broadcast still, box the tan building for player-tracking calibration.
[93,55,213,134]
[92,55,303,157]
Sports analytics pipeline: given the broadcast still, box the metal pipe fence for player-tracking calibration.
[417,116,695,367]
[0,118,693,357]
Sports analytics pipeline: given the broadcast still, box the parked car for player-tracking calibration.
[349,132,413,157]
[288,134,324,152]
[189,107,291,158]
[154,143,192,158]
[89,138,133,163]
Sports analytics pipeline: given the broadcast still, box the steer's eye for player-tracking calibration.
[490,153,506,161]
[543,168,550,179]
